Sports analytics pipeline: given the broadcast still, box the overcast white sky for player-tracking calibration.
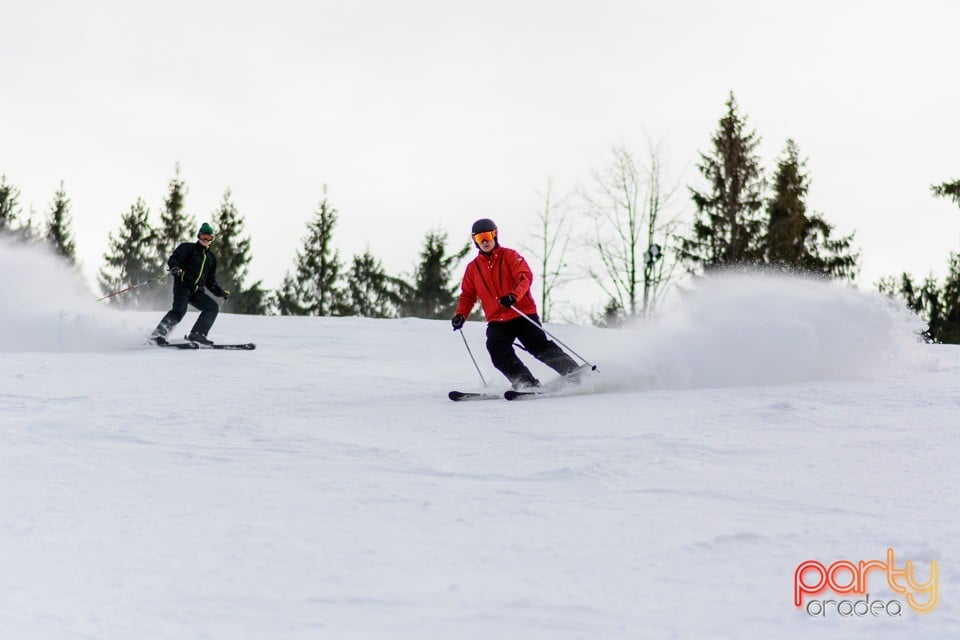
[3,0,958,309]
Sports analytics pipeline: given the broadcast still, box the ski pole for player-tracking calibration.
[458,327,488,387]
[509,306,597,370]
[97,271,169,302]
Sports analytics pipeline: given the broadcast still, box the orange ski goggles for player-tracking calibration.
[472,230,497,244]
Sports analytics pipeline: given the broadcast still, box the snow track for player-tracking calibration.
[1,239,955,638]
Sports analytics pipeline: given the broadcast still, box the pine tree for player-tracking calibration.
[680,92,766,272]
[155,164,197,258]
[209,189,269,314]
[98,197,165,308]
[275,186,345,316]
[882,178,960,342]
[18,206,42,242]
[593,297,624,328]
[932,179,960,208]
[766,139,859,281]
[940,253,960,343]
[235,283,272,315]
[0,174,22,234]
[400,229,469,319]
[275,275,307,316]
[891,273,940,342]
[46,180,77,263]
[343,250,405,317]
[879,254,960,344]
[766,139,807,266]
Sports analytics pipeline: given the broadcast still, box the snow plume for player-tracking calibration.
[0,236,140,352]
[593,270,929,391]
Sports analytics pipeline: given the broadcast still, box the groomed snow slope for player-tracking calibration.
[1,238,957,639]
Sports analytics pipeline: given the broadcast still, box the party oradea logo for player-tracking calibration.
[794,548,938,617]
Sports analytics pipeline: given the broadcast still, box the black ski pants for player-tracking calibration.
[154,282,220,338]
[486,314,579,387]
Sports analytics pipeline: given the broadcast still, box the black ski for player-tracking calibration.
[195,342,256,350]
[183,335,256,350]
[449,390,500,402]
[155,340,199,350]
[504,388,581,401]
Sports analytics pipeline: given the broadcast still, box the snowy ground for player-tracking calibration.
[1,238,958,639]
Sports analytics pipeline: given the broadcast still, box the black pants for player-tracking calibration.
[154,283,220,337]
[486,315,579,388]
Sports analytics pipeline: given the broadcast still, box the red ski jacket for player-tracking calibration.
[455,246,538,323]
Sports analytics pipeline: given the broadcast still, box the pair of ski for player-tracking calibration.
[154,337,256,351]
[449,389,545,401]
[449,364,595,401]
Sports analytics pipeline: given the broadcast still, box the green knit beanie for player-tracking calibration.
[198,222,214,237]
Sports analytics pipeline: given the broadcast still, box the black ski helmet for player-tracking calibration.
[471,218,497,235]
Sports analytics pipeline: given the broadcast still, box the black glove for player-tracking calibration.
[168,266,182,278]
[222,290,231,300]
[451,314,465,331]
[499,293,516,308]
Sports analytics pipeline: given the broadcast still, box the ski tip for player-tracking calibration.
[217,343,255,350]
[449,390,501,401]
[195,342,257,350]
[504,389,538,401]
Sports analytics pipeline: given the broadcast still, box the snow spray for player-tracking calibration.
[0,235,138,351]
[589,270,929,391]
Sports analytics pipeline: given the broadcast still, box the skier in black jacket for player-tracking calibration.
[149,222,230,346]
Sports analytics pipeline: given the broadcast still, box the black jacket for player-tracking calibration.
[168,242,226,296]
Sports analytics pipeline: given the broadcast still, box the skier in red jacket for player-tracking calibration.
[452,218,579,389]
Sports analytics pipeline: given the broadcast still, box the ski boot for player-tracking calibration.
[186,332,214,346]
[511,373,541,391]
